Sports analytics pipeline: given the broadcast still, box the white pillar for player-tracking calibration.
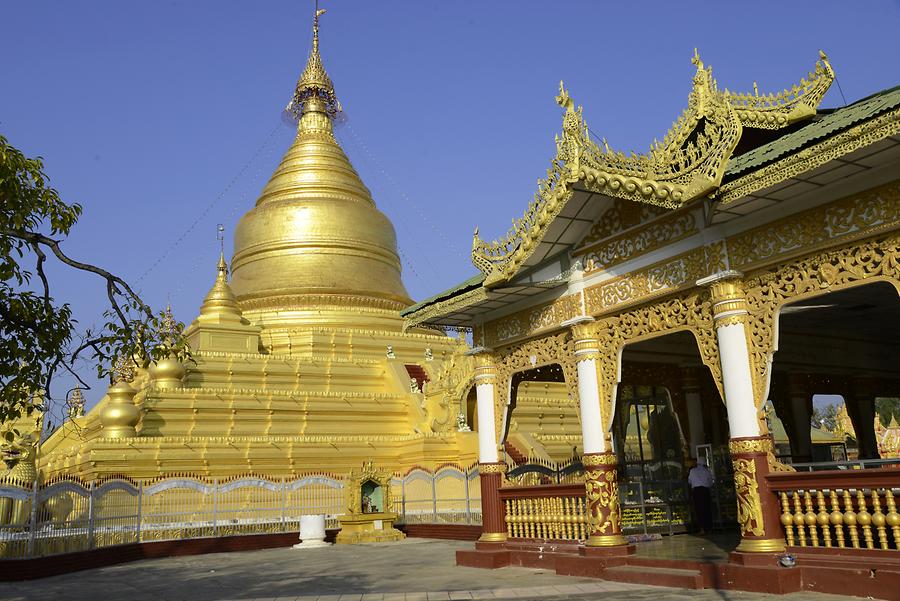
[697,271,761,439]
[471,349,499,463]
[565,317,608,454]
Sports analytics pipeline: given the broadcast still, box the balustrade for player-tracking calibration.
[499,484,587,541]
[767,469,900,551]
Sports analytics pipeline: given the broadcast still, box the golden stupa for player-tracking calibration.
[35,13,481,480]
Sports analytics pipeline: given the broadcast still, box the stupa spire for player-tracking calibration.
[198,250,242,322]
[285,6,341,121]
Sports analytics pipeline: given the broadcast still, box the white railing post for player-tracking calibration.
[212,478,218,537]
[27,479,38,557]
[136,482,143,543]
[464,468,471,525]
[87,481,95,549]
[281,478,287,531]
[431,472,438,523]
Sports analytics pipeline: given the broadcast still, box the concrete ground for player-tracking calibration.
[0,538,849,601]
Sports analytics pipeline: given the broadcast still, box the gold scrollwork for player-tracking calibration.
[729,437,773,455]
[589,291,724,432]
[585,242,726,315]
[582,453,617,466]
[580,209,698,273]
[732,458,765,537]
[585,468,620,535]
[484,294,581,346]
[493,333,578,443]
[478,463,506,474]
[727,180,900,270]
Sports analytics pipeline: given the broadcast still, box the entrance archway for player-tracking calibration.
[768,281,900,464]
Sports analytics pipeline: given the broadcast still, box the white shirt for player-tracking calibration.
[688,465,714,488]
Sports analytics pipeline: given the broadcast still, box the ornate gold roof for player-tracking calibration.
[471,51,834,286]
[230,10,412,311]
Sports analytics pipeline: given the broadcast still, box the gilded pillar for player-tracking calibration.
[701,271,784,553]
[471,349,506,543]
[567,317,626,547]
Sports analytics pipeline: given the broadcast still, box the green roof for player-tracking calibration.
[725,85,900,180]
[401,272,485,317]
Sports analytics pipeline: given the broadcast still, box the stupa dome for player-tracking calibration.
[231,12,411,311]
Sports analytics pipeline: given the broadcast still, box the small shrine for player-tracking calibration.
[335,461,405,544]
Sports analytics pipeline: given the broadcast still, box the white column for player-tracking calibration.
[697,271,761,439]
[565,317,608,454]
[471,349,499,463]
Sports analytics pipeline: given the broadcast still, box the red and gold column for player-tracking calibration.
[566,317,627,548]
[478,462,507,543]
[700,271,785,553]
[583,452,626,547]
[470,349,507,543]
[729,437,785,553]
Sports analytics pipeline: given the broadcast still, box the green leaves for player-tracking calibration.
[0,135,191,425]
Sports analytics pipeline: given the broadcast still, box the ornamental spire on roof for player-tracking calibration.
[284,6,342,121]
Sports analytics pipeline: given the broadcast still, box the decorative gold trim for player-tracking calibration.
[472,51,832,286]
[478,531,508,542]
[239,293,407,313]
[735,537,786,553]
[725,51,833,130]
[585,243,726,315]
[586,534,628,547]
[729,438,773,455]
[483,294,581,347]
[580,209,698,273]
[403,286,489,331]
[733,458,765,538]
[478,463,506,474]
[743,234,900,408]
[719,106,900,204]
[715,315,746,327]
[588,291,724,432]
[575,202,669,252]
[582,453,617,466]
[728,180,900,271]
[493,333,579,442]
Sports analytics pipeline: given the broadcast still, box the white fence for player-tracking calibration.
[0,465,481,560]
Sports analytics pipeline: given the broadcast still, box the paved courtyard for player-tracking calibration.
[0,539,849,601]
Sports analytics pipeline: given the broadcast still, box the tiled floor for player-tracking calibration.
[0,538,848,601]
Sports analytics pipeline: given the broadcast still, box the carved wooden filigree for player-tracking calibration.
[591,292,723,432]
[744,234,900,408]
[494,332,578,442]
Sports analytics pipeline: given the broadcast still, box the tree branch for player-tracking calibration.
[0,228,153,319]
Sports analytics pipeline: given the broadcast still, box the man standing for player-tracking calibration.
[688,457,715,534]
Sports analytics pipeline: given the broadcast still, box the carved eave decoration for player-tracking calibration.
[471,51,834,288]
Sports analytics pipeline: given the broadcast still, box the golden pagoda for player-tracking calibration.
[34,11,479,481]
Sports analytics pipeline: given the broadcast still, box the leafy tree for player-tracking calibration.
[0,135,190,431]
[875,398,900,426]
[811,403,839,431]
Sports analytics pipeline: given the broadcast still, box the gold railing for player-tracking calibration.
[499,484,586,540]
[768,470,899,551]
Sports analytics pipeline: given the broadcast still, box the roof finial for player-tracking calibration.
[284,2,341,122]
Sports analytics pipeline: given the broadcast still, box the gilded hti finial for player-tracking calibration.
[284,5,341,121]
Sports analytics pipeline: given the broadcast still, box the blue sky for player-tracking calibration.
[3,1,899,420]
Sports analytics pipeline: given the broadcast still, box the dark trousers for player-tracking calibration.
[692,485,713,532]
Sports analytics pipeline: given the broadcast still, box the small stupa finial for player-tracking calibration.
[284,2,341,122]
